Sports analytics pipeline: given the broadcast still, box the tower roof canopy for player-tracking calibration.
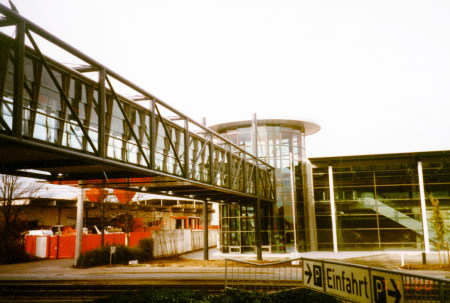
[209,118,320,136]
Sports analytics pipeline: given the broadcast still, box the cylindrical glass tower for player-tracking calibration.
[210,117,320,253]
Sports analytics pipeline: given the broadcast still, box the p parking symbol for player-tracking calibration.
[373,275,387,303]
[313,265,322,287]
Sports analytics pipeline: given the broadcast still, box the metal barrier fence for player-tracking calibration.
[303,258,450,303]
[403,272,449,303]
[226,257,450,302]
[224,258,302,293]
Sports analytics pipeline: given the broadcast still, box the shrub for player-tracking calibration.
[76,238,154,268]
[94,289,206,303]
[269,288,339,303]
[93,288,340,303]
[134,238,154,262]
[76,246,110,268]
[113,245,137,264]
[0,240,33,264]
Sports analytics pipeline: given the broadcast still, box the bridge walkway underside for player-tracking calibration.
[0,135,267,202]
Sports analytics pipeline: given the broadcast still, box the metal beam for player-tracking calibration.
[12,19,24,137]
[105,75,151,167]
[24,30,99,155]
[0,17,15,27]
[0,115,11,133]
[98,69,106,158]
[150,98,156,170]
[184,119,189,179]
[212,152,226,185]
[154,103,185,177]
[189,139,207,178]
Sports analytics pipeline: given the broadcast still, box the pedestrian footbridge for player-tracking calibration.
[0,4,275,203]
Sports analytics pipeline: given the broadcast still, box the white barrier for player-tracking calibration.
[152,229,218,258]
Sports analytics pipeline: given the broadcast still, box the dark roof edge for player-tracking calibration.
[309,150,450,167]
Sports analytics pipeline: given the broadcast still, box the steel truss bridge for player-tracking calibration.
[0,4,275,205]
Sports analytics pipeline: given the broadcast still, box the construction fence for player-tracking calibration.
[24,229,218,259]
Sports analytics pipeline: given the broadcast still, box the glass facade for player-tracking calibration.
[214,121,317,253]
[312,157,450,251]
[213,117,450,253]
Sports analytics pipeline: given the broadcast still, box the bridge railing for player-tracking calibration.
[0,4,275,200]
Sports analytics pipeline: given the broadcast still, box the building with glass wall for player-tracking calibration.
[211,117,449,254]
[310,151,450,252]
[210,117,320,253]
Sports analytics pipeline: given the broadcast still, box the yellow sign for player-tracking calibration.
[303,259,325,292]
[371,270,403,303]
[324,263,371,303]
[303,259,404,303]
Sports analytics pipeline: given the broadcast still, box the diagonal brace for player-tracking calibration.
[154,103,186,177]
[23,28,98,155]
[105,75,151,168]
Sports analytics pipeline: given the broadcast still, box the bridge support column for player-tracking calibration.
[203,200,209,260]
[74,182,85,266]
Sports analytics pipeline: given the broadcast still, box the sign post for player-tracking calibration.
[110,246,116,265]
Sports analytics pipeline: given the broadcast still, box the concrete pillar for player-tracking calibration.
[303,162,318,251]
[203,200,209,260]
[74,182,85,266]
[328,165,338,253]
[418,161,431,253]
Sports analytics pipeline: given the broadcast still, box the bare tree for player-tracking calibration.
[114,189,136,246]
[0,175,43,263]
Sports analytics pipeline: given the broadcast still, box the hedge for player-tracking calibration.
[93,288,340,303]
[76,238,154,268]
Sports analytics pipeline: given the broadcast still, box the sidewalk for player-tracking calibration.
[0,249,448,281]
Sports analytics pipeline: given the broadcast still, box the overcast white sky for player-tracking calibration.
[2,0,450,158]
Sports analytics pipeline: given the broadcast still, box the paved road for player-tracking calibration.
[0,249,448,282]
[0,258,226,283]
